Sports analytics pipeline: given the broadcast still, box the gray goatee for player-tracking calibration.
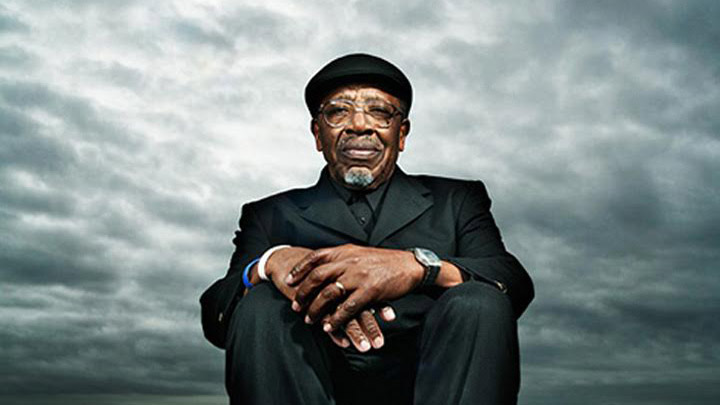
[343,167,374,188]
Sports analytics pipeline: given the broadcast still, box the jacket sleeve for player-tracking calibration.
[442,181,534,318]
[200,202,271,349]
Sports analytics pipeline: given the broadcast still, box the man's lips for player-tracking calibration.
[340,146,381,160]
[337,136,383,160]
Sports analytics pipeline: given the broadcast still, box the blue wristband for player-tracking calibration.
[242,257,261,289]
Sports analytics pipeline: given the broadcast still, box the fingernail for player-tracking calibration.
[291,301,300,312]
[285,274,293,284]
[304,315,312,324]
[323,323,332,332]
[383,307,396,321]
[359,340,371,352]
[373,337,384,348]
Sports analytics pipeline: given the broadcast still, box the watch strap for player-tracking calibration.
[408,248,442,290]
[418,260,441,289]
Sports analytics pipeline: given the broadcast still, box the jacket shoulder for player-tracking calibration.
[405,173,493,210]
[407,172,488,193]
[241,183,316,212]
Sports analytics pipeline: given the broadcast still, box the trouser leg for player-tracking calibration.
[333,332,420,405]
[225,283,341,405]
[414,281,520,405]
[317,293,435,405]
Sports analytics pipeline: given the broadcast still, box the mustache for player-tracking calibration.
[337,135,382,150]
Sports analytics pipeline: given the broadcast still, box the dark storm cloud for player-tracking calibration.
[218,6,310,50]
[0,45,36,68]
[75,60,146,90]
[0,107,78,175]
[0,8,28,34]
[173,20,234,50]
[560,0,720,68]
[352,0,448,29]
[0,292,219,395]
[168,5,307,54]
[218,6,302,47]
[0,80,143,149]
[1,58,237,405]
[0,218,120,288]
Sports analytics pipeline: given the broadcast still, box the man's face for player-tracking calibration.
[311,85,410,190]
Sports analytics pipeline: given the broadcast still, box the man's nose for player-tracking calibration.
[346,107,373,134]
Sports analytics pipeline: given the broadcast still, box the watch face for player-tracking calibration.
[416,248,441,267]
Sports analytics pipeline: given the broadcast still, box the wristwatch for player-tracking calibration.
[408,247,442,290]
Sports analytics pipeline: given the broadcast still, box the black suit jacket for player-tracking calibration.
[200,167,534,349]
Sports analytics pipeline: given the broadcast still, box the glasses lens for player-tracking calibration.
[322,101,352,126]
[321,100,399,128]
[365,101,395,127]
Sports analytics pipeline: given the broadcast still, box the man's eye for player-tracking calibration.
[368,106,393,118]
[326,107,350,117]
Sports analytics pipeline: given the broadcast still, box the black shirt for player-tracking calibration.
[326,168,392,237]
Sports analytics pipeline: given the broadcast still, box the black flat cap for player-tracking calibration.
[304,53,412,115]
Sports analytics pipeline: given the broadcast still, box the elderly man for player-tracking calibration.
[200,53,534,405]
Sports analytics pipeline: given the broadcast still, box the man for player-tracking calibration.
[200,53,534,405]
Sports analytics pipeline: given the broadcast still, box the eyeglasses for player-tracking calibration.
[317,99,405,128]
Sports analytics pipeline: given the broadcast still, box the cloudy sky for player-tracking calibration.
[1,1,718,404]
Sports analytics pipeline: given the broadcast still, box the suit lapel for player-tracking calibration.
[369,168,433,246]
[295,167,433,245]
[297,169,368,242]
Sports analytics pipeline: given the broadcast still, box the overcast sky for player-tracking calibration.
[1,1,718,404]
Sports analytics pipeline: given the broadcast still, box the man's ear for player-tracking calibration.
[311,119,323,151]
[398,119,410,152]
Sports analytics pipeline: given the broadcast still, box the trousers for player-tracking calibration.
[225,281,519,405]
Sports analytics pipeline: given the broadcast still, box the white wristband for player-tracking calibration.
[258,245,291,281]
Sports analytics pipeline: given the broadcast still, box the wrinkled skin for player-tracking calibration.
[311,84,410,191]
[264,246,399,352]
[286,244,424,333]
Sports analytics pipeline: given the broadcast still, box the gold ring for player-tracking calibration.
[335,281,346,296]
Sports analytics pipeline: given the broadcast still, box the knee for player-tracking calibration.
[433,281,514,326]
[228,283,296,341]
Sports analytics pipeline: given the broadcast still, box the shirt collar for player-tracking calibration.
[324,166,393,212]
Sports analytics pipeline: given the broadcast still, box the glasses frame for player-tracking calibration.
[317,99,406,129]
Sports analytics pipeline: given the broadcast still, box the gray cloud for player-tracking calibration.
[75,61,146,90]
[173,20,234,50]
[560,0,720,69]
[0,9,29,34]
[0,45,36,68]
[1,80,143,148]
